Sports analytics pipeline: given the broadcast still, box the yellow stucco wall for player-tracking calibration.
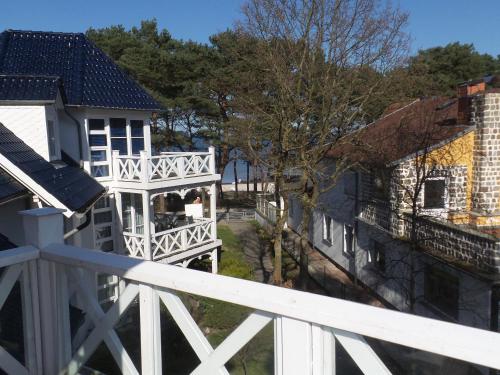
[419,130,476,223]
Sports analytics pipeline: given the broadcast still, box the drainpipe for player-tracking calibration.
[63,108,84,166]
[63,210,92,240]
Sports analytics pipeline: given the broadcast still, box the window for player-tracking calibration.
[424,178,446,209]
[88,119,110,178]
[372,169,391,201]
[130,120,145,155]
[93,194,114,252]
[322,214,332,243]
[110,118,127,155]
[370,240,385,273]
[122,193,144,235]
[97,274,120,306]
[47,120,57,159]
[424,265,459,319]
[343,224,354,255]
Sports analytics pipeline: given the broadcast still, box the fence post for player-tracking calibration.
[274,316,335,375]
[20,208,70,374]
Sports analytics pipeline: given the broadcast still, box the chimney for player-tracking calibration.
[457,80,486,124]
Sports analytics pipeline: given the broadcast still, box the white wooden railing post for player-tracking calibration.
[112,150,120,181]
[140,150,149,183]
[20,208,70,375]
[209,146,216,175]
[178,155,185,178]
[139,191,162,374]
[274,317,335,375]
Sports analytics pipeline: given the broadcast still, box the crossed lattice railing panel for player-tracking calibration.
[113,151,213,183]
[123,233,145,258]
[117,157,142,181]
[152,219,214,261]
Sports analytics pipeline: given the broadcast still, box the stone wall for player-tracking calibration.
[401,212,500,273]
[471,93,500,214]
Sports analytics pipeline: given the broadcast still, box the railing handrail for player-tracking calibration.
[159,151,211,156]
[152,218,212,238]
[39,243,500,370]
[0,246,39,268]
[122,231,145,238]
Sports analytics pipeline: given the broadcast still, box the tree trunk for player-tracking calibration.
[253,160,258,193]
[272,173,288,286]
[234,159,239,197]
[246,160,250,195]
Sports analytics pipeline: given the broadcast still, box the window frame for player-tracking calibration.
[322,214,333,244]
[343,224,354,256]
[92,194,115,253]
[423,177,448,211]
[369,240,386,273]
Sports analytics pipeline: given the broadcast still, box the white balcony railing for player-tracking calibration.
[123,218,215,261]
[112,148,216,184]
[4,225,500,375]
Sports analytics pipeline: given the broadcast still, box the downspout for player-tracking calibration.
[63,210,92,240]
[63,108,84,166]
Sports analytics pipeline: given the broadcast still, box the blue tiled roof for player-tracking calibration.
[0,74,64,102]
[0,30,161,111]
[0,123,105,213]
[0,168,27,202]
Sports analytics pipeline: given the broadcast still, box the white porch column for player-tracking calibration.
[114,191,124,255]
[274,317,335,375]
[139,191,162,374]
[142,190,153,261]
[210,182,217,240]
[211,249,218,274]
[20,208,70,375]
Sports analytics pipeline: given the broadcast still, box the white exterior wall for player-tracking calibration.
[0,105,50,160]
[287,168,493,330]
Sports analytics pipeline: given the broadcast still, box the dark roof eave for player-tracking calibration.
[65,104,163,112]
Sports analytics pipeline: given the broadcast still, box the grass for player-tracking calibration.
[193,224,273,374]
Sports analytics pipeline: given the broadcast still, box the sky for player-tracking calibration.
[1,0,500,57]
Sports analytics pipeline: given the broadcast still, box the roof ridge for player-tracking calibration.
[6,29,85,37]
[0,73,61,80]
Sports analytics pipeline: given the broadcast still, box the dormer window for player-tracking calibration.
[110,118,145,156]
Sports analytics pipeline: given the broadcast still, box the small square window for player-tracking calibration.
[91,165,109,178]
[89,134,107,147]
[110,118,127,137]
[424,179,446,209]
[343,224,354,255]
[89,119,105,131]
[131,120,144,137]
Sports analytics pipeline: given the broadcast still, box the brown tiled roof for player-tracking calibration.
[329,97,472,167]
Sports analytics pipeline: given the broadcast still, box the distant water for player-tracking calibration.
[166,136,257,183]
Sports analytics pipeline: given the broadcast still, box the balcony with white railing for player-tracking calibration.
[123,218,220,263]
[2,207,500,375]
[111,147,219,189]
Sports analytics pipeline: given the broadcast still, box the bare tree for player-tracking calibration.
[238,0,409,284]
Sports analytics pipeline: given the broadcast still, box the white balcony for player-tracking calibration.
[123,218,219,262]
[111,148,220,189]
[2,208,500,375]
